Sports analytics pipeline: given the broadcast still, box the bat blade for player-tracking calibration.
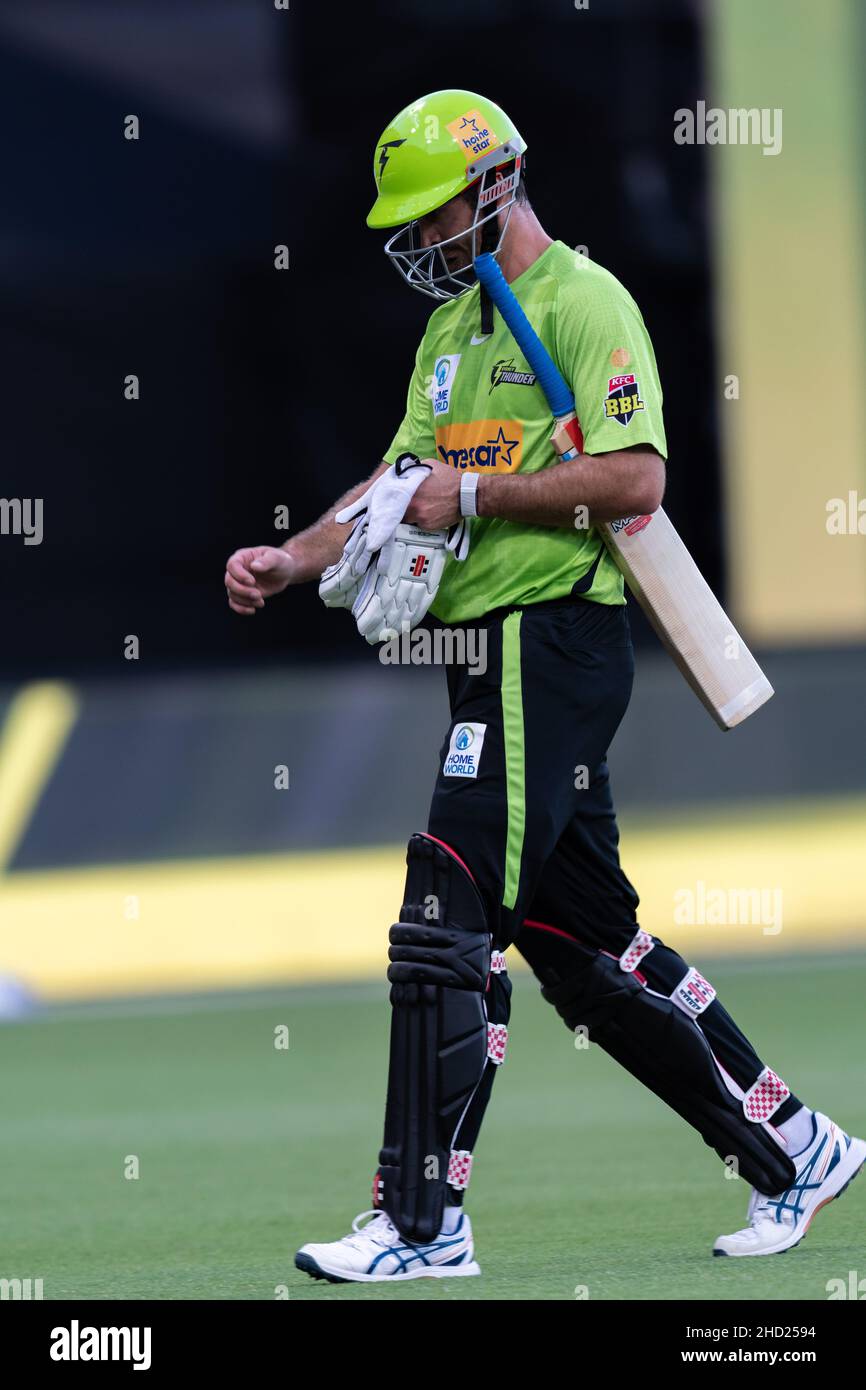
[601,507,773,730]
[554,411,773,731]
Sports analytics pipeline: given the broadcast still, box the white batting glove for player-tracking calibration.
[351,521,471,645]
[318,515,368,609]
[447,517,471,562]
[335,453,432,568]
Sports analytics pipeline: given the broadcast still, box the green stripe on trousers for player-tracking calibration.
[501,612,526,910]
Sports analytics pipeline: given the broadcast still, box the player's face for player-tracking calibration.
[417,191,476,270]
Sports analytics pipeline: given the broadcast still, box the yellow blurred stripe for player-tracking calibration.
[0,682,79,871]
[0,795,864,1000]
[618,795,866,959]
[712,0,866,640]
[0,846,405,999]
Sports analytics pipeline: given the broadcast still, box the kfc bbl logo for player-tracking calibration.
[603,373,645,426]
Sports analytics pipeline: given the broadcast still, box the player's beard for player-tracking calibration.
[393,224,478,300]
[447,241,475,273]
[381,168,519,302]
[442,233,474,274]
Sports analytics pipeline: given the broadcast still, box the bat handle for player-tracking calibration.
[550,412,583,461]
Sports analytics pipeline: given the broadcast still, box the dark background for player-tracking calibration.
[0,0,716,675]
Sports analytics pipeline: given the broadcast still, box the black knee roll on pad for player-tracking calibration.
[531,945,797,1195]
[378,833,491,1244]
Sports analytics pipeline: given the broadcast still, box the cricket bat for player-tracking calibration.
[474,252,773,730]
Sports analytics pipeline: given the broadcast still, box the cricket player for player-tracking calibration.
[224,90,864,1281]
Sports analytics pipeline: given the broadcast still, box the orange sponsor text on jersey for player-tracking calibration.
[436,419,523,471]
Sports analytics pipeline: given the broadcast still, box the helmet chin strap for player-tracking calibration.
[477,169,502,336]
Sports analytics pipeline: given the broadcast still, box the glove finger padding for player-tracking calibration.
[318,516,369,609]
[352,524,449,644]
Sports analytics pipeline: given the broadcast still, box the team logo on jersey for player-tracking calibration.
[446,110,498,163]
[489,358,537,394]
[436,419,523,471]
[603,373,645,426]
[431,354,461,416]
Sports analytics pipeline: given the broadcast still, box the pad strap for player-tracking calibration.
[487,1022,508,1065]
[743,1066,790,1122]
[447,1149,473,1191]
[671,966,717,1017]
[619,928,654,973]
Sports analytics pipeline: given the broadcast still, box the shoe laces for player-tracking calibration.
[748,1121,827,1228]
[341,1209,399,1250]
[750,1149,817,1227]
[750,1188,795,1227]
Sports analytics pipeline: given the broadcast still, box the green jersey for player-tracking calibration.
[383,239,668,624]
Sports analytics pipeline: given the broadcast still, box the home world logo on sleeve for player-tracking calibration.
[431,354,461,417]
[50,1320,152,1371]
[443,722,487,778]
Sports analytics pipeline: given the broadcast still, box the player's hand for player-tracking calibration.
[224,545,297,616]
[404,458,462,530]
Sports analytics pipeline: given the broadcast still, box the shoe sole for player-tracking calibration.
[713,1135,866,1258]
[295,1251,481,1283]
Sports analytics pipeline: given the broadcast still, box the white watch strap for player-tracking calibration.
[460,473,480,518]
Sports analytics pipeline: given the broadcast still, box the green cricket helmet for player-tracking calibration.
[367,89,526,301]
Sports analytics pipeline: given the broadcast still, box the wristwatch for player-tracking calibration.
[459,473,480,518]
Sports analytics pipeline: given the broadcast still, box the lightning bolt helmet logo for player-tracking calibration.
[377,138,406,184]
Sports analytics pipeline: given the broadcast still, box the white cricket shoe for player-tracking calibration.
[713,1112,866,1257]
[295,1208,481,1283]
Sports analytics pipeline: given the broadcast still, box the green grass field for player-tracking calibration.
[2,953,864,1301]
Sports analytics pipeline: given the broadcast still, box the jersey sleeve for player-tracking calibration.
[383,339,437,464]
[555,266,668,459]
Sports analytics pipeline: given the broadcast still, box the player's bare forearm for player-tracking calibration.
[476,447,665,528]
[280,459,390,581]
[225,459,390,615]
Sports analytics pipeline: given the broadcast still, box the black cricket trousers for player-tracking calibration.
[422,594,801,1179]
